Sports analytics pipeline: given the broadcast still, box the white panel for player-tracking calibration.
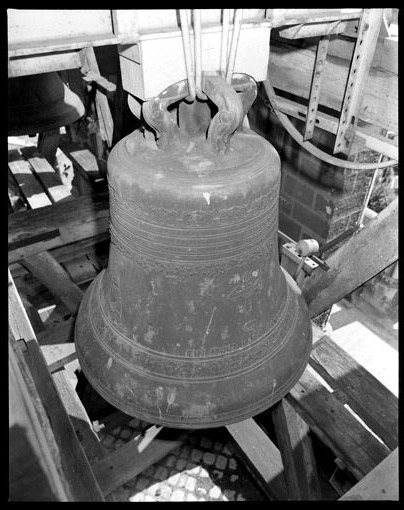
[137,26,271,99]
[135,9,265,33]
[7,9,113,45]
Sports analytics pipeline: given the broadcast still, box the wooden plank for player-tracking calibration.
[58,144,95,196]
[277,19,353,39]
[92,426,189,497]
[21,149,73,203]
[37,317,75,345]
[8,50,82,78]
[52,368,106,464]
[8,270,104,501]
[81,46,114,148]
[9,336,71,501]
[60,143,105,180]
[271,399,322,500]
[8,192,110,264]
[22,338,105,501]
[8,34,125,58]
[20,251,83,315]
[42,343,77,373]
[268,39,398,134]
[8,150,52,209]
[339,448,398,500]
[20,292,46,334]
[268,9,362,27]
[286,368,390,481]
[8,168,28,212]
[10,236,109,284]
[309,337,398,450]
[302,198,398,318]
[226,419,288,500]
[63,255,99,285]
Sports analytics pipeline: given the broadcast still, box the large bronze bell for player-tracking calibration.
[8,71,85,136]
[75,74,312,429]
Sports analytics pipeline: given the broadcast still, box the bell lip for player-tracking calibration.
[8,100,85,136]
[76,344,311,429]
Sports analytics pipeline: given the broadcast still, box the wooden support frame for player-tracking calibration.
[271,399,322,500]
[302,198,398,318]
[9,270,105,502]
[339,448,398,500]
[333,9,384,155]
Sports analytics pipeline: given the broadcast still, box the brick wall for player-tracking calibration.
[248,90,373,249]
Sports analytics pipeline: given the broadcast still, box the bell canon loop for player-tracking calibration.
[75,73,312,428]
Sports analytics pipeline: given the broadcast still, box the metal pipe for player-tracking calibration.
[226,9,244,83]
[263,76,398,170]
[220,9,231,76]
[179,9,196,102]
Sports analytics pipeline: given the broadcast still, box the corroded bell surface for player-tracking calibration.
[8,72,85,136]
[75,75,312,428]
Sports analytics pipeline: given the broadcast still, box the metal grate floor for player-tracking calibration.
[98,419,266,502]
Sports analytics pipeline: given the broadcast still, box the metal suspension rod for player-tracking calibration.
[179,9,196,102]
[220,9,231,76]
[194,9,203,98]
[226,9,244,83]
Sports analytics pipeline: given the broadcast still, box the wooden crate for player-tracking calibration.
[8,143,398,501]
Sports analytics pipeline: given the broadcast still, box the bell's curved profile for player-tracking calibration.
[75,74,312,428]
[8,72,85,136]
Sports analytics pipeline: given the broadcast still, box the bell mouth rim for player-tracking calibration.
[76,341,312,430]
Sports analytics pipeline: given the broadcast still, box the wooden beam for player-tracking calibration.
[271,399,322,500]
[52,369,106,464]
[286,368,390,481]
[8,150,52,209]
[21,149,73,203]
[339,448,398,500]
[8,192,109,264]
[226,419,288,500]
[92,426,188,497]
[302,198,398,318]
[8,50,82,77]
[80,47,114,148]
[8,270,104,501]
[20,251,83,315]
[268,9,362,28]
[277,19,353,39]
[309,337,398,450]
[9,337,70,501]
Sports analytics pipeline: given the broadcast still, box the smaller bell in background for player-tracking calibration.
[8,71,85,136]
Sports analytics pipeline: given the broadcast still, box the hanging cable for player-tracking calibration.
[179,9,196,102]
[262,78,398,170]
[226,9,244,84]
[220,9,231,76]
